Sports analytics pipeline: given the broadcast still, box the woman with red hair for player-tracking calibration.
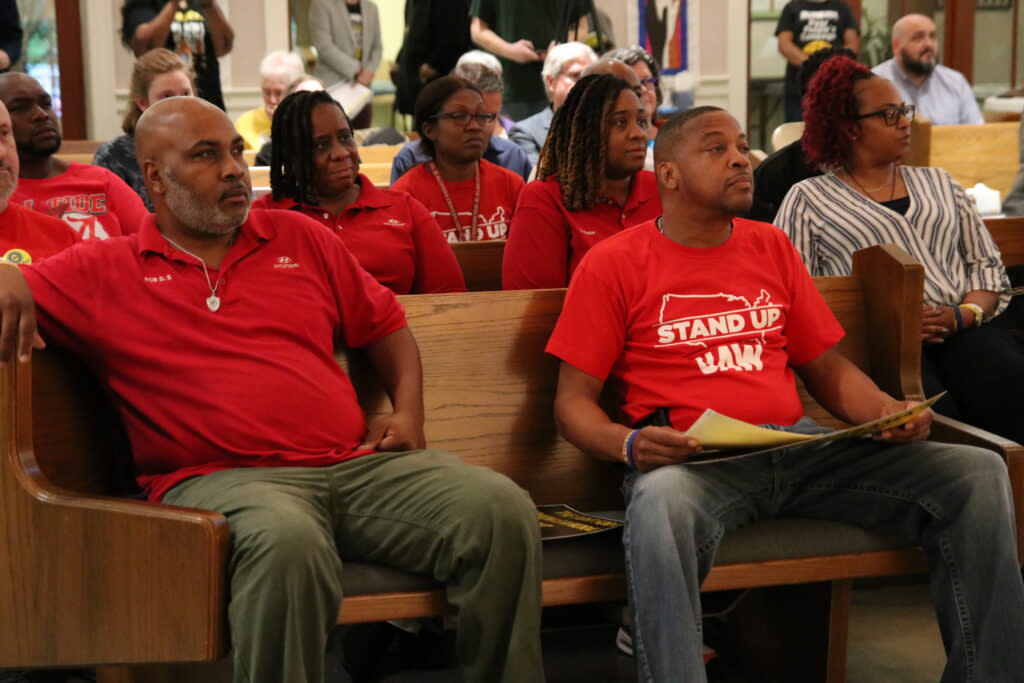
[775,55,1022,443]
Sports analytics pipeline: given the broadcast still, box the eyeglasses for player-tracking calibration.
[639,76,659,89]
[559,70,583,84]
[431,112,498,127]
[852,104,916,126]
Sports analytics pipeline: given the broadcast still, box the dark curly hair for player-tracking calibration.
[268,89,351,204]
[801,55,876,171]
[536,73,636,212]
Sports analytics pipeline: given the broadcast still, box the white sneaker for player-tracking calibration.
[614,625,718,664]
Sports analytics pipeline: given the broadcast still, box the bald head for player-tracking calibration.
[892,14,934,42]
[583,58,641,88]
[136,96,231,163]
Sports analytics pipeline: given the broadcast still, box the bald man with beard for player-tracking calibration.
[0,96,544,683]
[872,13,983,125]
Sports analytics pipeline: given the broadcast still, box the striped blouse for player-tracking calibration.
[775,165,1010,317]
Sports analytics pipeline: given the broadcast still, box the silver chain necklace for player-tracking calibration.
[162,234,225,312]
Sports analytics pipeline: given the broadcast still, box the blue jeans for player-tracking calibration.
[622,418,1024,682]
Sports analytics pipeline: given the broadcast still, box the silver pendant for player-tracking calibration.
[206,295,221,312]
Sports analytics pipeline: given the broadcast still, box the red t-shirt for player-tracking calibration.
[253,175,465,294]
[546,219,845,431]
[502,171,662,290]
[390,159,524,243]
[24,209,407,502]
[0,201,80,264]
[12,162,150,240]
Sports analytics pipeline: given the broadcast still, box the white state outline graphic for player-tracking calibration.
[655,290,782,349]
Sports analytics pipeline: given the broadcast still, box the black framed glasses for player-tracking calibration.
[431,112,498,127]
[852,104,916,126]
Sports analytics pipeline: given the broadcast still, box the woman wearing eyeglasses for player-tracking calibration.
[391,76,525,243]
[252,89,465,294]
[775,55,1022,443]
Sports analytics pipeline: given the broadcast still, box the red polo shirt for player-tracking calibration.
[391,159,525,242]
[12,162,150,239]
[24,209,407,502]
[502,171,662,290]
[0,201,80,264]
[253,175,465,294]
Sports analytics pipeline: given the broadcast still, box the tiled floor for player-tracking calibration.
[337,579,945,683]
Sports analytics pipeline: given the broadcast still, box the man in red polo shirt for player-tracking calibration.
[0,73,149,240]
[0,97,542,683]
[0,100,79,264]
[546,106,1024,682]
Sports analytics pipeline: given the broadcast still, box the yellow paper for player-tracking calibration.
[684,410,820,449]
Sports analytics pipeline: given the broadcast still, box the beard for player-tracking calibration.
[0,164,16,204]
[163,167,250,236]
[900,48,936,77]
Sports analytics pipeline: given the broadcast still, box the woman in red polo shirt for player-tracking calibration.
[252,90,465,294]
[391,76,525,243]
[502,73,662,290]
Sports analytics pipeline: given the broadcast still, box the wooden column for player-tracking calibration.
[943,0,975,84]
[54,0,85,139]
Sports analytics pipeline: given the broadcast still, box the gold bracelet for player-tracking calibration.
[961,303,984,327]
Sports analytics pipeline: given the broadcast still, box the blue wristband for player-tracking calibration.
[625,429,640,470]
[952,304,964,331]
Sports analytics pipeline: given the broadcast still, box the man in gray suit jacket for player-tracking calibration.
[1005,118,1024,217]
[509,42,596,167]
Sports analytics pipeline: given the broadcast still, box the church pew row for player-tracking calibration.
[2,245,1020,682]
[907,119,1020,197]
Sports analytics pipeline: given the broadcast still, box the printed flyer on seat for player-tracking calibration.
[538,505,624,541]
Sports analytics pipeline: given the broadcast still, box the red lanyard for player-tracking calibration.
[427,161,480,242]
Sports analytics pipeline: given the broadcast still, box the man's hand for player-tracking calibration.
[629,426,702,472]
[418,63,438,84]
[0,265,42,364]
[873,399,932,443]
[921,305,955,343]
[0,50,10,71]
[506,39,540,64]
[359,410,426,453]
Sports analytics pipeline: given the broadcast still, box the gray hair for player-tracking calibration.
[259,50,305,83]
[541,41,598,81]
[453,50,503,93]
[602,45,662,106]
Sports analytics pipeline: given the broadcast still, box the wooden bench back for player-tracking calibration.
[985,216,1024,267]
[908,119,1020,196]
[251,164,392,190]
[450,240,504,291]
[358,144,404,164]
[341,245,924,509]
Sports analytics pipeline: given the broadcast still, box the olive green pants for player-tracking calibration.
[163,450,544,683]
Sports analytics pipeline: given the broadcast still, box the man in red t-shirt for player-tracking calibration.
[0,100,79,264]
[0,97,542,683]
[547,107,1024,682]
[0,73,149,239]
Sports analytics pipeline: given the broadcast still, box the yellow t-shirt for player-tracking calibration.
[234,107,271,151]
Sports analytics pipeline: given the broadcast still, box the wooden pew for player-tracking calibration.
[250,164,391,190]
[358,144,404,164]
[907,119,1020,196]
[985,216,1024,267]
[450,240,504,291]
[3,246,1021,683]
